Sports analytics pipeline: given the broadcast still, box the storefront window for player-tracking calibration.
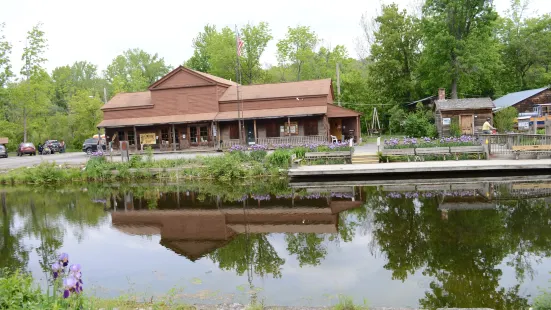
[190,127,197,143]
[161,129,169,142]
[127,131,135,145]
[200,126,208,142]
[117,130,125,141]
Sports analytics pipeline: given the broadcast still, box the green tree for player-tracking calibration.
[66,90,104,149]
[105,48,171,94]
[276,26,318,81]
[240,22,273,85]
[185,25,217,73]
[368,4,421,103]
[285,233,327,267]
[494,107,517,132]
[0,23,12,87]
[421,0,500,99]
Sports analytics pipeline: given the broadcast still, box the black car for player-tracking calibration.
[82,138,106,155]
[44,140,61,154]
[0,145,7,158]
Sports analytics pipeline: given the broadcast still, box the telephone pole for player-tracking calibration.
[336,63,341,106]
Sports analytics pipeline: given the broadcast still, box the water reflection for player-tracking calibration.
[0,177,551,308]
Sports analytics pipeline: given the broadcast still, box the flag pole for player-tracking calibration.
[235,25,243,144]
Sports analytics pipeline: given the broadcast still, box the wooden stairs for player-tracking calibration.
[352,153,379,164]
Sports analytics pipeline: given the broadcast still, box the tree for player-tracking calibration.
[421,0,499,99]
[368,4,421,104]
[66,90,103,149]
[240,22,273,85]
[105,48,171,94]
[276,26,318,81]
[185,25,217,73]
[0,23,12,88]
[493,107,517,132]
[498,0,551,91]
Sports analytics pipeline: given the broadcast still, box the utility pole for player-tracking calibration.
[103,87,107,104]
[24,39,30,143]
[235,25,243,144]
[336,63,341,106]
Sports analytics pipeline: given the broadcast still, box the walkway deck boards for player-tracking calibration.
[288,159,551,177]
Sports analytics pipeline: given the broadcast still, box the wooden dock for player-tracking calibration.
[288,159,551,179]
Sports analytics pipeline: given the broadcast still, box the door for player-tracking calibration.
[245,121,255,144]
[460,115,473,134]
[330,119,342,141]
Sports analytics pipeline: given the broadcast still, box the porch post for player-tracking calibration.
[172,124,176,151]
[324,115,330,142]
[217,122,221,149]
[253,119,257,143]
[133,126,138,151]
[357,116,360,142]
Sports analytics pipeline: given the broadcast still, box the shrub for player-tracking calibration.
[129,155,143,168]
[0,269,44,308]
[292,146,308,158]
[203,153,247,182]
[267,149,292,168]
[22,163,67,184]
[449,117,461,137]
[250,150,267,162]
[494,107,518,132]
[403,113,435,138]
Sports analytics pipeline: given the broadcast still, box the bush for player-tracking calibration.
[203,153,247,182]
[22,163,67,184]
[129,155,143,168]
[403,113,435,138]
[494,107,518,132]
[0,269,44,309]
[267,149,292,168]
[250,150,267,162]
[292,146,308,158]
[449,117,461,137]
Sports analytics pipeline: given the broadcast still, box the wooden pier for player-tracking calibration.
[288,159,551,179]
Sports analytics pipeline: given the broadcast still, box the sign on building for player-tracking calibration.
[518,121,529,130]
[442,118,451,125]
[140,133,156,145]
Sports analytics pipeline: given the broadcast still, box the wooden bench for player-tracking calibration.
[290,154,303,168]
[414,147,451,161]
[382,148,415,162]
[304,151,352,164]
[512,144,551,159]
[450,146,485,160]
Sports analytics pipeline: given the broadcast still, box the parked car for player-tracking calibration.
[0,145,7,158]
[17,142,36,156]
[82,138,106,155]
[43,140,61,154]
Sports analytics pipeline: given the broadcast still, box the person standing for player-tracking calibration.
[482,117,496,134]
[60,140,65,153]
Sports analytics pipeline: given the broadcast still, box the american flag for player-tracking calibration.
[237,35,244,57]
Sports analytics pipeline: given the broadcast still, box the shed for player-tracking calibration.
[434,90,495,136]
[494,87,550,113]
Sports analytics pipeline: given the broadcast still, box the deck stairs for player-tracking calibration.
[352,152,379,164]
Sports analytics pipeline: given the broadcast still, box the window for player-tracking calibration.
[265,121,279,137]
[229,123,239,139]
[117,130,125,141]
[304,119,318,136]
[190,127,198,143]
[200,126,208,142]
[161,129,169,142]
[284,122,299,136]
[127,131,135,145]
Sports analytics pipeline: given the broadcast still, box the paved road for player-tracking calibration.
[0,151,222,171]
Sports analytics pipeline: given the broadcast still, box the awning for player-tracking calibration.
[327,104,361,118]
[215,106,327,121]
[97,113,218,128]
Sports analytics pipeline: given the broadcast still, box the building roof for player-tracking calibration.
[327,104,361,118]
[98,112,218,127]
[187,68,237,86]
[494,87,549,108]
[101,91,152,110]
[215,106,327,121]
[435,98,495,111]
[219,79,332,102]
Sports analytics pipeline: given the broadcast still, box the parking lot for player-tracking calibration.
[0,151,222,171]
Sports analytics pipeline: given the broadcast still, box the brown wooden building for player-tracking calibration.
[98,66,361,151]
[434,89,495,136]
[494,87,551,113]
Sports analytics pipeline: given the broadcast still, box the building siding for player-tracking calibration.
[154,70,212,88]
[219,97,327,112]
[513,89,551,113]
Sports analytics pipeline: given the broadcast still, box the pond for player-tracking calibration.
[1,177,551,309]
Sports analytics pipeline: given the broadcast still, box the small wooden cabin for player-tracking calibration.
[435,89,495,136]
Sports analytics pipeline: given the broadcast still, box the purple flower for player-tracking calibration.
[59,253,69,267]
[63,276,77,298]
[51,262,62,279]
[70,264,81,274]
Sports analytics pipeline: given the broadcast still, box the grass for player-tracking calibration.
[332,295,369,310]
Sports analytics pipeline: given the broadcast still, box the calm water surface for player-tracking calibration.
[1,178,551,309]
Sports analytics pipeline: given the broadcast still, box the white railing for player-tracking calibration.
[256,135,328,147]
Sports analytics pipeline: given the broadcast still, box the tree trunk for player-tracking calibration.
[451,50,459,99]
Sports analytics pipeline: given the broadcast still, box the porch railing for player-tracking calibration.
[475,133,551,156]
[256,135,327,147]
[221,139,241,149]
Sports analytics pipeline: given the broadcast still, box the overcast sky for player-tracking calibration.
[1,0,549,77]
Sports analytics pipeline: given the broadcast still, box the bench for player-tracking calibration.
[450,146,485,160]
[512,144,551,159]
[290,154,303,168]
[382,148,415,162]
[414,147,450,161]
[304,151,352,164]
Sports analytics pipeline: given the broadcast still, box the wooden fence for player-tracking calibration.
[256,135,327,147]
[475,133,551,156]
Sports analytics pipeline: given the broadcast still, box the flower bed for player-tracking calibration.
[384,136,480,149]
[386,190,478,199]
[228,142,351,152]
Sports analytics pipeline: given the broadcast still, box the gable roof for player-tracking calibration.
[435,98,494,111]
[219,79,332,102]
[494,87,549,108]
[327,104,361,117]
[148,66,237,90]
[101,91,152,110]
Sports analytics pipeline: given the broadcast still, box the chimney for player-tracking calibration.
[438,88,446,100]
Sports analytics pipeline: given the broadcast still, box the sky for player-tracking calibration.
[1,0,550,78]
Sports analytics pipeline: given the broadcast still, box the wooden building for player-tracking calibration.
[494,87,551,113]
[98,66,361,151]
[434,88,495,136]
